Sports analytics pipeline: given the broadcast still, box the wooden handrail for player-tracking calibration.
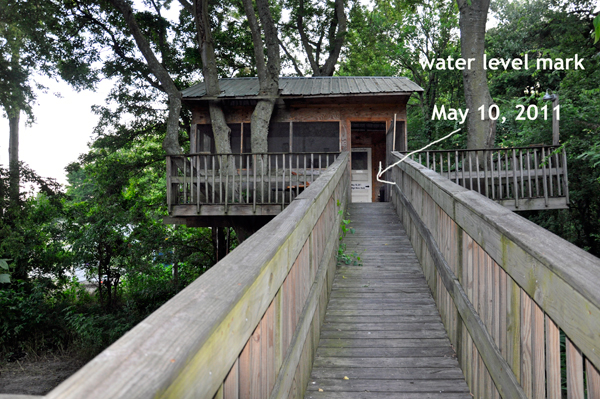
[15,152,350,399]
[389,151,600,398]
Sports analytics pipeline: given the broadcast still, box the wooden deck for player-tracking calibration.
[305,203,471,398]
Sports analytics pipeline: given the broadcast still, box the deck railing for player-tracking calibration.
[167,152,339,215]
[12,152,350,399]
[389,151,600,399]
[407,145,569,210]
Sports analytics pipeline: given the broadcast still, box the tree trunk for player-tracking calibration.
[242,0,281,154]
[456,0,496,149]
[107,0,183,156]
[8,111,20,207]
[193,0,232,155]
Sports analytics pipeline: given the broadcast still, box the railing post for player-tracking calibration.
[541,147,548,207]
[562,146,569,204]
[512,149,519,209]
[166,156,172,213]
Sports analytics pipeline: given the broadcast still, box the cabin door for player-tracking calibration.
[351,148,372,203]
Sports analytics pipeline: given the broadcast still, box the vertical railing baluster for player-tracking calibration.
[304,154,307,191]
[246,155,250,204]
[505,150,509,199]
[498,152,503,199]
[563,146,569,204]
[275,155,278,204]
[261,154,265,204]
[166,156,172,212]
[282,153,286,207]
[311,153,314,184]
[484,150,489,198]
[527,150,532,198]
[519,150,524,199]
[461,152,466,188]
[238,154,244,204]
[439,152,443,174]
[541,147,548,207]
[447,152,451,180]
[475,151,481,193]
[455,151,459,184]
[533,150,539,197]
[555,151,562,197]
[427,151,430,169]
[548,149,554,197]
[289,153,292,203]
[468,152,473,190]
[224,156,229,211]
[490,150,495,199]
[512,149,519,208]
[196,156,201,213]
[183,156,187,204]
[296,154,300,197]
[268,154,271,204]
[253,154,257,213]
[210,155,215,203]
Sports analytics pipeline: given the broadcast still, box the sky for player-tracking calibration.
[0,76,114,186]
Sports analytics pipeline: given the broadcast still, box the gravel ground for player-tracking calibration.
[0,353,86,396]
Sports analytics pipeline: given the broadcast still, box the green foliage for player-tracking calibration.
[0,259,11,284]
[486,0,600,255]
[336,201,362,266]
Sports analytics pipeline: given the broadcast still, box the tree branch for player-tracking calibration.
[279,39,304,76]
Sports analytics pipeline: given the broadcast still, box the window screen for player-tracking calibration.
[229,123,245,154]
[292,122,339,153]
[352,151,369,170]
[267,122,290,152]
[196,124,215,153]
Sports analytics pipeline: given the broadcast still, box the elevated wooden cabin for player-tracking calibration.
[166,76,423,228]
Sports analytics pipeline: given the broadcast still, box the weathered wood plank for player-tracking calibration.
[306,379,470,393]
[309,367,464,380]
[586,359,600,398]
[521,290,533,398]
[566,338,584,399]
[301,392,470,399]
[223,359,239,399]
[313,356,461,369]
[532,303,545,399]
[545,316,561,399]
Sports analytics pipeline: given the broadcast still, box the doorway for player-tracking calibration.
[351,148,372,202]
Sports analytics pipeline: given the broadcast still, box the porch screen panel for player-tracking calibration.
[268,122,290,153]
[229,123,244,153]
[195,124,215,153]
[292,122,339,153]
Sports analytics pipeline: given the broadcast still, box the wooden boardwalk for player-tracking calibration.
[305,203,471,398]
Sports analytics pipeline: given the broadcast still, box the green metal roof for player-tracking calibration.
[181,76,423,99]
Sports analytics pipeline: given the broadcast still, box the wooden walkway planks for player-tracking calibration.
[305,203,470,399]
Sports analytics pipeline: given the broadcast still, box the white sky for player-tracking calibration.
[0,76,113,186]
